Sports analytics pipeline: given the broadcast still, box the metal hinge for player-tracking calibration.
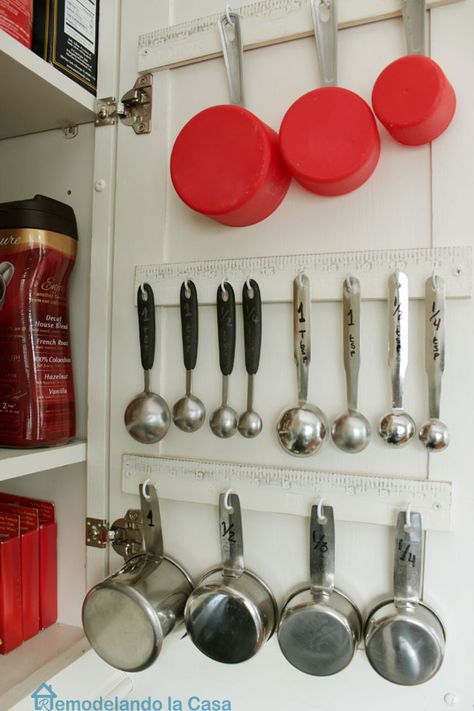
[86,510,144,560]
[95,73,153,135]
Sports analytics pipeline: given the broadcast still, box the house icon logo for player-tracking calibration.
[31,682,58,711]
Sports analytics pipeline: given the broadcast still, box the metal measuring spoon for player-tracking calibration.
[238,279,263,438]
[210,282,238,438]
[331,276,370,452]
[278,503,362,675]
[124,283,170,443]
[277,274,327,456]
[364,510,445,685]
[418,275,449,451]
[378,272,415,447]
[173,280,205,432]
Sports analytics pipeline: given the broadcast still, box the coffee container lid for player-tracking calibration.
[0,195,78,239]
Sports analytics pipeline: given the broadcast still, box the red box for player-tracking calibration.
[0,503,39,641]
[0,494,56,628]
[0,511,22,654]
[0,0,33,48]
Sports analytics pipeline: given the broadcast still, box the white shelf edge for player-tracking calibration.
[0,440,87,482]
[0,623,87,709]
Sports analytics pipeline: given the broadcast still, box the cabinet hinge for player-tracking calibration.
[95,73,153,135]
[86,510,144,560]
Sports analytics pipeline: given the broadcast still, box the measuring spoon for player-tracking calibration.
[378,272,415,447]
[173,280,205,432]
[331,276,370,452]
[238,279,263,438]
[278,504,362,675]
[210,282,238,438]
[277,274,327,456]
[124,283,170,444]
[364,510,445,685]
[419,276,449,451]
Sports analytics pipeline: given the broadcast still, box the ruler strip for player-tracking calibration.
[134,246,471,305]
[138,0,461,73]
[122,454,452,531]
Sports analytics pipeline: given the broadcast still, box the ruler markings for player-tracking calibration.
[122,454,452,530]
[134,246,471,305]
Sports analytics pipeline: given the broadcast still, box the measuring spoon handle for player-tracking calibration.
[139,482,164,559]
[242,280,262,376]
[343,276,361,411]
[217,282,236,377]
[294,275,311,403]
[218,12,245,106]
[137,283,155,372]
[425,276,445,420]
[388,272,409,410]
[311,0,337,87]
[393,510,422,609]
[180,280,198,372]
[310,504,335,599]
[401,0,426,55]
[219,492,244,579]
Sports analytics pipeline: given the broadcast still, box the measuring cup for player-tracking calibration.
[170,12,290,227]
[278,504,362,675]
[82,484,193,672]
[279,0,380,196]
[364,510,445,685]
[372,0,455,145]
[184,492,277,664]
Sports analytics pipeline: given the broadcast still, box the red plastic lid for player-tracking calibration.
[170,105,273,216]
[279,87,380,195]
[372,55,456,145]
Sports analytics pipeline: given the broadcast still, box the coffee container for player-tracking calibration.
[0,195,77,447]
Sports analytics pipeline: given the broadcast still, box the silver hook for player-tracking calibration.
[317,498,327,524]
[183,278,191,298]
[297,270,305,287]
[404,502,412,531]
[220,277,229,300]
[139,282,148,300]
[225,4,235,25]
[431,270,439,290]
[245,276,255,298]
[394,270,402,289]
[344,273,357,292]
[142,478,153,501]
[223,489,234,511]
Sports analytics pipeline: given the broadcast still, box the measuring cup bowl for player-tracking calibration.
[184,566,277,664]
[372,55,456,146]
[278,586,362,676]
[171,105,291,227]
[82,554,193,672]
[364,598,445,685]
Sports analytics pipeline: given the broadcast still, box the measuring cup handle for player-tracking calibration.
[425,276,445,420]
[393,510,422,609]
[139,482,164,559]
[180,280,199,372]
[310,504,335,598]
[218,12,245,106]
[343,276,361,411]
[311,0,337,87]
[217,282,236,377]
[219,492,244,578]
[137,283,156,372]
[242,279,262,376]
[294,274,311,403]
[401,0,426,55]
[388,272,409,410]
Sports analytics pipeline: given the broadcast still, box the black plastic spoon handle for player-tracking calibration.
[180,280,198,371]
[137,283,155,371]
[242,279,262,376]
[216,282,236,376]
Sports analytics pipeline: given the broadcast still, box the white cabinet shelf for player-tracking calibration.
[0,441,87,482]
[0,624,87,709]
[0,29,96,140]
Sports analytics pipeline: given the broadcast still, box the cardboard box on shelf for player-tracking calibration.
[0,0,33,48]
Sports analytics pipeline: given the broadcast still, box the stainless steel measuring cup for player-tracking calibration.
[364,510,445,685]
[278,504,362,675]
[82,484,193,672]
[184,492,277,664]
